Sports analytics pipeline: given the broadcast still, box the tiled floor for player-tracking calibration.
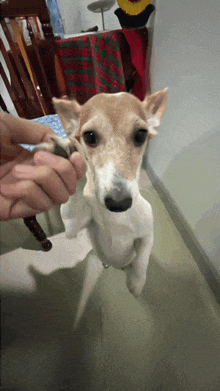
[1,170,220,391]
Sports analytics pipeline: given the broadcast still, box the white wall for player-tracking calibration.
[57,0,120,34]
[148,0,220,274]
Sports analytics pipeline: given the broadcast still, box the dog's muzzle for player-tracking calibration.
[104,187,132,213]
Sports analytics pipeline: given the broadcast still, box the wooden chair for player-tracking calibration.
[1,36,45,118]
[1,0,66,118]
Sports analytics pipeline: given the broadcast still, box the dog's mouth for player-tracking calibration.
[105,196,132,213]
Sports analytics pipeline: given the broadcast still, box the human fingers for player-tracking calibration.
[0,180,52,212]
[0,112,54,145]
[33,151,77,194]
[13,164,71,205]
[9,199,43,220]
[0,190,49,220]
[69,152,86,179]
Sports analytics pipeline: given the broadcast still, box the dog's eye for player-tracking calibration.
[133,129,148,147]
[83,131,99,147]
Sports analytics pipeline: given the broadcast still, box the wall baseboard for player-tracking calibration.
[145,162,220,304]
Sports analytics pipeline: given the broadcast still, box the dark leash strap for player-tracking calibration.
[23,145,77,251]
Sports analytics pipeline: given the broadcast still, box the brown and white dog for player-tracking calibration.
[37,89,167,297]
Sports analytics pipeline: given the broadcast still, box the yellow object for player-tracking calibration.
[117,0,151,15]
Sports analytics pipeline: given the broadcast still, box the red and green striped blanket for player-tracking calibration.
[57,31,126,104]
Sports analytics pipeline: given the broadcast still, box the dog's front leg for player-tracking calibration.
[61,177,92,238]
[125,232,154,297]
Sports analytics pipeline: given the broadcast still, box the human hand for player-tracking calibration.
[0,112,85,221]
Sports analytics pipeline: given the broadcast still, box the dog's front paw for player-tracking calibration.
[34,135,77,158]
[125,267,146,298]
[62,217,79,239]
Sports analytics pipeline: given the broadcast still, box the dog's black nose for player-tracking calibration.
[105,196,132,212]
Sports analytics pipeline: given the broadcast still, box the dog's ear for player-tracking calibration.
[52,97,81,136]
[142,88,168,121]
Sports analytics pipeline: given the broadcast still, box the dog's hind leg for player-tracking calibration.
[73,249,103,329]
[125,232,154,297]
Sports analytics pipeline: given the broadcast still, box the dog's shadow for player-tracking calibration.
[1,258,104,391]
[1,254,162,391]
[3,252,215,391]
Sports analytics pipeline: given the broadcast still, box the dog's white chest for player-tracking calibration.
[88,215,136,268]
[87,195,152,268]
[62,187,153,270]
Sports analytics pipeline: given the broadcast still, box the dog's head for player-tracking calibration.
[53,90,167,212]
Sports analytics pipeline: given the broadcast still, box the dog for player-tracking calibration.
[36,89,167,297]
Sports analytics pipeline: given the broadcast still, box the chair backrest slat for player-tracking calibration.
[1,0,62,117]
[0,61,27,117]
